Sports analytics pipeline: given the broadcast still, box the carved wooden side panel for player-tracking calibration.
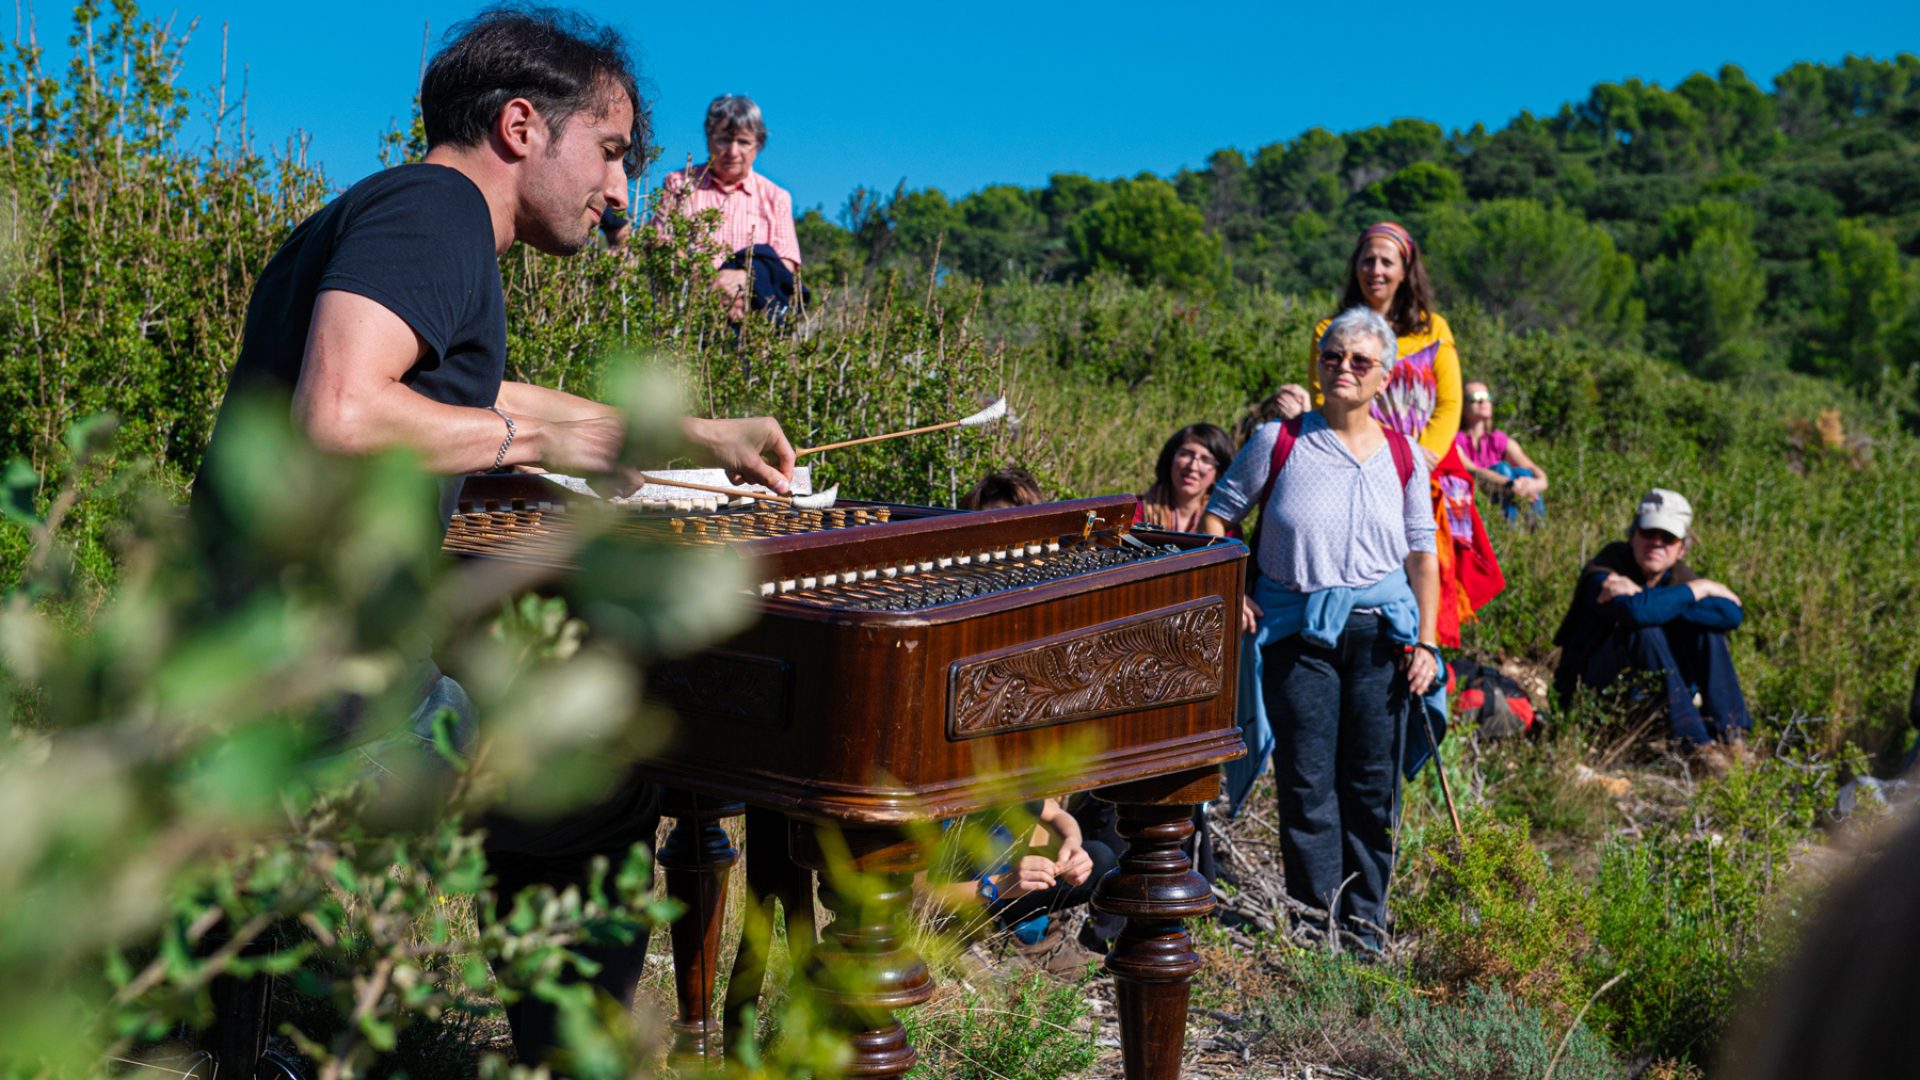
[947,598,1226,738]
[651,649,792,729]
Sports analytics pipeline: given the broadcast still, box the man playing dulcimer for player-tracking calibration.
[189,8,794,1068]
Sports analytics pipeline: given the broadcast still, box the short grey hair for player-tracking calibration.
[1318,307,1399,377]
[704,94,766,147]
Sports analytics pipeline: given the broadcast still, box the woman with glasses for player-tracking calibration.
[650,94,806,321]
[1274,221,1499,646]
[1134,424,1238,534]
[1203,307,1442,950]
[1456,380,1548,521]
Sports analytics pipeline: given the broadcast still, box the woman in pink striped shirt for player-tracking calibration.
[651,94,804,320]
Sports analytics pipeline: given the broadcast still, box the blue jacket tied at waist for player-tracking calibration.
[1223,568,1449,815]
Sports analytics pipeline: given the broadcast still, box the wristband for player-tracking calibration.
[486,406,516,472]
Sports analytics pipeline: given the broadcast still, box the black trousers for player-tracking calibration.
[482,773,661,1069]
[1068,796,1216,950]
[1264,611,1406,948]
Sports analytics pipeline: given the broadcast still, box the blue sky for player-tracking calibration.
[21,0,1920,218]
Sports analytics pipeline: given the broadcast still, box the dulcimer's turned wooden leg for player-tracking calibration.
[791,823,933,1080]
[658,790,745,1066]
[1093,767,1221,1080]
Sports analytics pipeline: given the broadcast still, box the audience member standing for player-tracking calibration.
[1276,222,1499,646]
[1204,307,1442,949]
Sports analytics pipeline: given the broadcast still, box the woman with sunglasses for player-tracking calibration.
[1275,221,1499,646]
[1457,380,1548,521]
[1203,307,1442,950]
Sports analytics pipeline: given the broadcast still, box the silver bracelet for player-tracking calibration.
[486,405,516,471]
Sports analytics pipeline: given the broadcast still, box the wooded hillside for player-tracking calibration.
[800,57,1920,399]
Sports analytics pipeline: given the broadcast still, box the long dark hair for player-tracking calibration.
[1139,423,1235,526]
[1335,221,1436,337]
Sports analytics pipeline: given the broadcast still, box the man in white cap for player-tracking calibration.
[1552,488,1752,770]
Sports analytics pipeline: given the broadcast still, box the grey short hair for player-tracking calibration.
[704,94,766,147]
[1319,307,1399,377]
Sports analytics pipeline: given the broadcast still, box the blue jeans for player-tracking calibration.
[1264,611,1406,948]
[1490,462,1545,521]
[1582,622,1752,747]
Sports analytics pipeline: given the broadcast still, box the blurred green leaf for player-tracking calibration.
[1,458,39,527]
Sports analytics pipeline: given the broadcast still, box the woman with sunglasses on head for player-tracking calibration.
[1456,380,1548,521]
[1203,307,1442,950]
[1274,222,1499,646]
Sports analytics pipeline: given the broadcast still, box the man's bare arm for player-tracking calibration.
[495,380,617,424]
[291,290,624,475]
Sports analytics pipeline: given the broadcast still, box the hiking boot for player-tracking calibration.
[1723,733,1755,766]
[1012,924,1103,978]
[1688,741,1735,779]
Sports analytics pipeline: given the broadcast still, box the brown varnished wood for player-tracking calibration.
[789,824,932,1080]
[643,537,1244,825]
[445,480,1247,1078]
[1093,767,1221,1080]
[657,791,744,1065]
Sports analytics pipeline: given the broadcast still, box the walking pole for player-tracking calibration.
[1420,699,1465,846]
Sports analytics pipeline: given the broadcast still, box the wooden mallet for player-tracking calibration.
[797,396,1009,458]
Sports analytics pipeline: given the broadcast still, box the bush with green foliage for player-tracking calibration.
[1397,813,1596,1022]
[900,974,1097,1080]
[1251,949,1620,1080]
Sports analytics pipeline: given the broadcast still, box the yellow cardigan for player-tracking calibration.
[1308,312,1463,461]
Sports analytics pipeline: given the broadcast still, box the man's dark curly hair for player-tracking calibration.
[421,6,648,176]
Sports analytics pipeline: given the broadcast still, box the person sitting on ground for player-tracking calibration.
[1551,488,1752,771]
[1455,381,1547,521]
[961,466,1044,511]
[929,798,1113,975]
[650,94,805,321]
[1134,423,1237,534]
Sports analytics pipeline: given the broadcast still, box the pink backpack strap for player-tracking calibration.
[1244,416,1303,590]
[1254,415,1305,517]
[1386,429,1416,489]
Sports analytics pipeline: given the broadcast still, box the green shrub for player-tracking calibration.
[1397,812,1595,1021]
[1254,950,1622,1079]
[1586,744,1852,1060]
[901,973,1098,1080]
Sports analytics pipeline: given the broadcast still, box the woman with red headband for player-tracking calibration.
[1278,222,1502,646]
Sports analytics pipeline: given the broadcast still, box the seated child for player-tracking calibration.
[962,466,1044,511]
[929,797,1114,975]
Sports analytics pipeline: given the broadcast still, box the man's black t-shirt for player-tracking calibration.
[223,163,505,409]
[192,164,505,543]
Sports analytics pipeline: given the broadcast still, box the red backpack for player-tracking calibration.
[1246,416,1417,571]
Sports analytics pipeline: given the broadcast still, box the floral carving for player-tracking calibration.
[948,599,1226,737]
